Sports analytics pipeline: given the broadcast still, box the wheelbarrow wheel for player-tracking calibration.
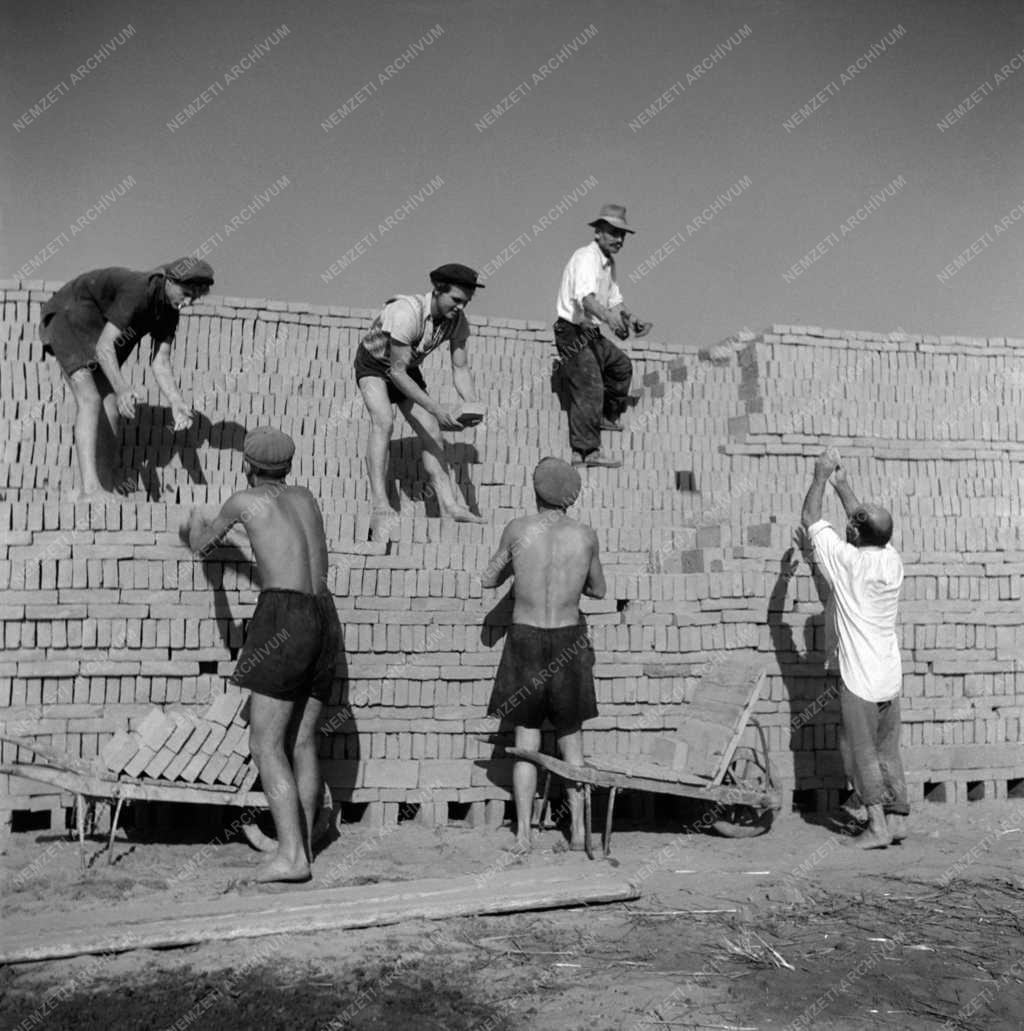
[237,782,334,853]
[710,743,777,839]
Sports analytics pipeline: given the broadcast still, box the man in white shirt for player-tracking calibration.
[554,204,651,468]
[354,263,486,541]
[801,447,908,849]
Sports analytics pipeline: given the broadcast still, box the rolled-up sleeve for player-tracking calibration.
[570,248,600,302]
[381,297,422,345]
[807,519,850,585]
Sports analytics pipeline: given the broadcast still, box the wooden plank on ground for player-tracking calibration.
[0,868,640,963]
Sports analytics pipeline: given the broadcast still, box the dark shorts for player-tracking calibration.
[39,308,131,389]
[39,309,102,378]
[232,589,343,704]
[354,345,427,405]
[487,623,597,732]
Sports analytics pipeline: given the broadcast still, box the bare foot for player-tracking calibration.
[887,814,908,843]
[370,507,398,543]
[251,854,311,883]
[442,506,486,524]
[853,828,892,850]
[79,489,120,503]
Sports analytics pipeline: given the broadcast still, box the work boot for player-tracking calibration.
[631,319,654,338]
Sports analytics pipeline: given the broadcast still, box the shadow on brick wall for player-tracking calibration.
[767,548,847,821]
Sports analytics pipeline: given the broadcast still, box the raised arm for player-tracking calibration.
[801,447,840,528]
[480,522,516,589]
[583,528,606,599]
[830,464,861,518]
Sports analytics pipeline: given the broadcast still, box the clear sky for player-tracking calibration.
[3,0,1022,344]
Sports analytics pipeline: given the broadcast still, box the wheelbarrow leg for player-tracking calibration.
[75,793,86,871]
[583,784,594,861]
[108,794,126,864]
[533,771,551,828]
[603,787,617,858]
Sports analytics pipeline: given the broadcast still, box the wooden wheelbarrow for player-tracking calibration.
[508,655,781,859]
[1,733,332,864]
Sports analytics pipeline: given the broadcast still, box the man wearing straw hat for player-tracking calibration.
[553,204,652,469]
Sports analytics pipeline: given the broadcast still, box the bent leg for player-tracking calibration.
[593,336,634,420]
[65,368,106,497]
[556,725,586,850]
[358,377,395,513]
[555,324,603,456]
[249,692,311,881]
[99,388,121,492]
[512,725,541,851]
[840,683,892,848]
[876,697,909,841]
[400,399,483,522]
[287,694,324,861]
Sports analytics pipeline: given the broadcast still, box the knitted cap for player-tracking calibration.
[533,457,581,508]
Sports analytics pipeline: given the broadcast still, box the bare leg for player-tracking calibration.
[358,377,396,518]
[512,726,541,851]
[65,369,109,497]
[249,692,311,882]
[399,399,484,522]
[287,695,324,861]
[556,726,586,850]
[99,390,121,492]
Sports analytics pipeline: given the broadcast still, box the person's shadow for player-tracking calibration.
[766,535,845,824]
[386,437,482,517]
[129,409,248,502]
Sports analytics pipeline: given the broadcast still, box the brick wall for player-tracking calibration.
[2,281,1022,823]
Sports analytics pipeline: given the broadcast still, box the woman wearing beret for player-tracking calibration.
[39,257,214,498]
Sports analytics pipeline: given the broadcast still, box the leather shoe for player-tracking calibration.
[582,450,622,468]
[600,417,623,431]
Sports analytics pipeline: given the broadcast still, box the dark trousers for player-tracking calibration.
[554,318,633,456]
[838,680,909,814]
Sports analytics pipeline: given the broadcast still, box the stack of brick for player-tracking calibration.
[98,689,256,789]
[2,279,1022,827]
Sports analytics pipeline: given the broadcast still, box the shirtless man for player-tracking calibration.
[481,457,606,852]
[182,427,342,882]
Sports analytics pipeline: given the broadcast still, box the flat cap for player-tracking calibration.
[429,263,485,289]
[161,256,215,285]
[533,457,581,508]
[243,426,295,471]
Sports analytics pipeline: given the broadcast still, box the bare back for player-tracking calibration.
[507,512,601,627]
[234,484,330,594]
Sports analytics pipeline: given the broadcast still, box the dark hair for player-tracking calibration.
[430,278,474,296]
[248,461,290,480]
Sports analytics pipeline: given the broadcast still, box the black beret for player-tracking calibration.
[429,263,485,290]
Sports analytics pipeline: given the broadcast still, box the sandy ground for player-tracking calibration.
[1,799,1022,1031]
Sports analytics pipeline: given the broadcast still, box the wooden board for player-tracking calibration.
[0,868,640,963]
